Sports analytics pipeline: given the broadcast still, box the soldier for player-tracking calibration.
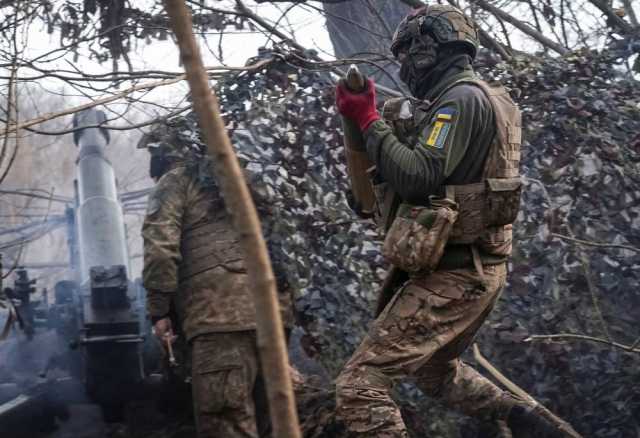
[139,124,294,438]
[334,5,580,438]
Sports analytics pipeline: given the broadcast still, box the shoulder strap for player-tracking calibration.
[415,77,483,132]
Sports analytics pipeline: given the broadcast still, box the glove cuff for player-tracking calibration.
[359,112,381,132]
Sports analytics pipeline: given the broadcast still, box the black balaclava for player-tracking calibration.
[149,153,171,180]
[399,33,472,99]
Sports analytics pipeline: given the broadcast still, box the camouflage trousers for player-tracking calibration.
[191,331,271,438]
[336,263,519,437]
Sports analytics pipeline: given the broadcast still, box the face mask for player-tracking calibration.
[398,34,439,97]
[149,154,169,179]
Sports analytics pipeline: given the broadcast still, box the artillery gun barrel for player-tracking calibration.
[72,110,129,284]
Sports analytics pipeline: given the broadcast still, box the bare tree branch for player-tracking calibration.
[550,233,640,253]
[472,0,570,55]
[588,0,635,33]
[525,334,640,354]
[400,0,569,55]
[0,59,276,137]
[473,344,581,435]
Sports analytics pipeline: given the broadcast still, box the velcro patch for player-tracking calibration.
[424,107,456,150]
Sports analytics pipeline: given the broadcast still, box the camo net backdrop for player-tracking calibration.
[157,51,640,437]
[161,61,383,375]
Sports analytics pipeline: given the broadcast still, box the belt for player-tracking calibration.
[437,245,507,271]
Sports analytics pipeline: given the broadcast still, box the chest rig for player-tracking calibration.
[379,78,522,258]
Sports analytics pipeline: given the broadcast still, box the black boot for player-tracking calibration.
[506,405,581,438]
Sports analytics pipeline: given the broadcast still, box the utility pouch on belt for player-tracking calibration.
[382,197,458,274]
[485,177,522,226]
[447,177,521,244]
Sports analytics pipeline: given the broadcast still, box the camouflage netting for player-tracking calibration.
[473,52,640,437]
[164,62,383,376]
[156,50,639,437]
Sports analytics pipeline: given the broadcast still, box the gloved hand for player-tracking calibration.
[336,78,381,132]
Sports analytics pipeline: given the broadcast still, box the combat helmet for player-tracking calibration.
[390,5,479,59]
[138,124,187,160]
[138,123,202,179]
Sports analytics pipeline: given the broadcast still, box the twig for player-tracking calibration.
[550,233,640,253]
[234,0,403,97]
[0,189,71,203]
[19,104,192,136]
[473,344,581,435]
[0,66,16,175]
[524,334,640,354]
[620,0,639,27]
[0,60,275,138]
[587,0,634,33]
[526,177,612,341]
[565,223,611,341]
[473,344,538,406]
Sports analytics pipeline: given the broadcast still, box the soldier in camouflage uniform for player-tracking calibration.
[334,5,580,438]
[140,126,294,438]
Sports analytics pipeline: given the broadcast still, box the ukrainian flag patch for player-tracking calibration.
[425,107,456,149]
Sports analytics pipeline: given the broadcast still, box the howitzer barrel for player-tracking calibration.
[73,109,129,284]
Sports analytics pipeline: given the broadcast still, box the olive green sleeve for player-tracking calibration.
[363,85,493,202]
[363,119,448,204]
[432,86,494,182]
[142,167,187,318]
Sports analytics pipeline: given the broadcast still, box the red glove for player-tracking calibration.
[336,78,381,132]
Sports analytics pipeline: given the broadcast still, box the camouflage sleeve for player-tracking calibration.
[363,85,492,202]
[142,167,188,318]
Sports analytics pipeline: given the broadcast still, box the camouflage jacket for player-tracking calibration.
[142,163,293,340]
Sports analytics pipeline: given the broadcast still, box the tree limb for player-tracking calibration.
[472,0,569,55]
[235,0,404,97]
[620,0,639,27]
[0,60,275,137]
[473,344,581,436]
[473,344,538,406]
[587,0,634,34]
[163,1,301,436]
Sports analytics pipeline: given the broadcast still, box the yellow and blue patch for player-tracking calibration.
[424,107,456,150]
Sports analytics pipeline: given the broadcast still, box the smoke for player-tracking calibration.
[0,86,158,438]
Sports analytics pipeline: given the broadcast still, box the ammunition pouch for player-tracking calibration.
[448,177,522,244]
[382,198,458,275]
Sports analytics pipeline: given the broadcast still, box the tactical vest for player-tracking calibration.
[178,196,246,285]
[378,78,521,258]
[442,79,521,256]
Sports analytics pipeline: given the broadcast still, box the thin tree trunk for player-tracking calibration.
[162,1,301,437]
